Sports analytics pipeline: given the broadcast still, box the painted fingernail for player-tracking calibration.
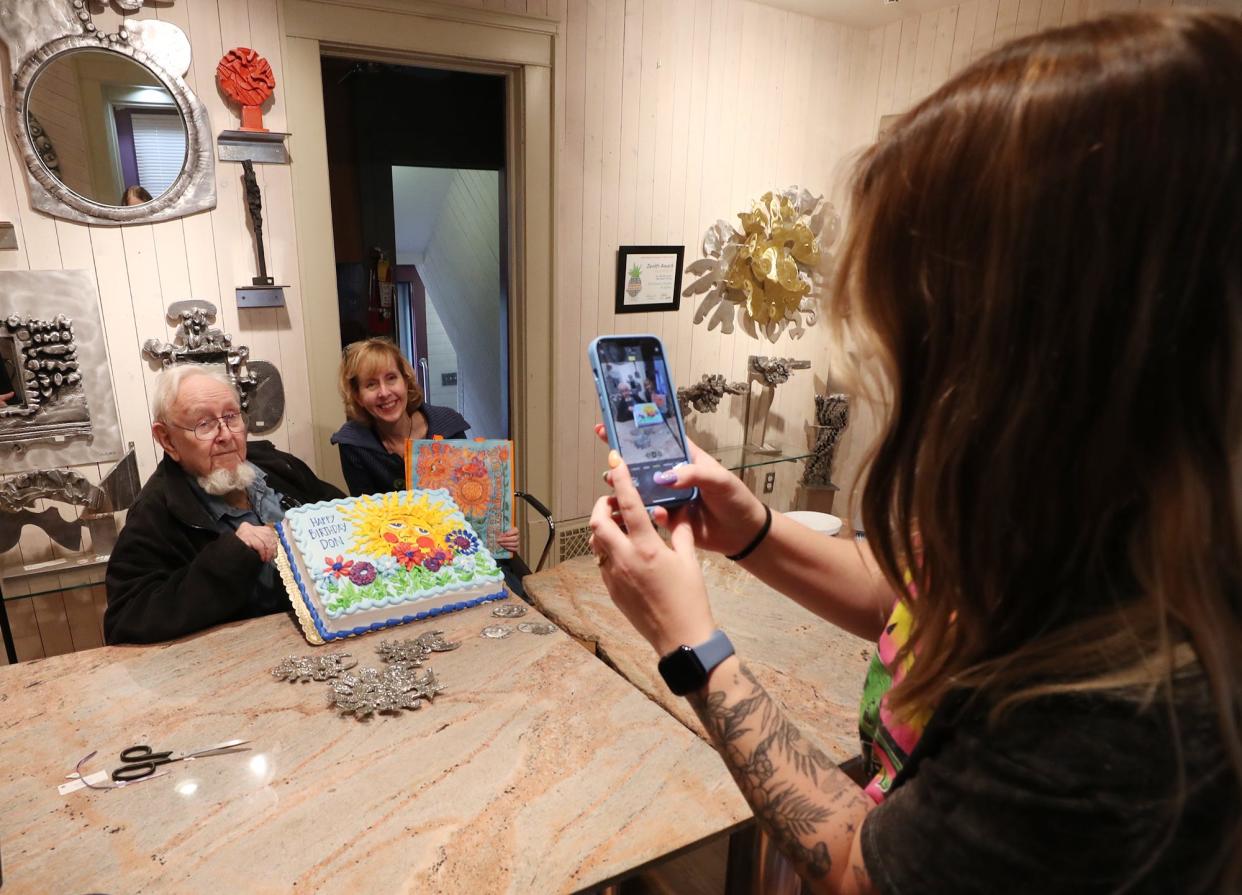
[608,450,621,469]
[601,471,612,483]
[653,470,677,485]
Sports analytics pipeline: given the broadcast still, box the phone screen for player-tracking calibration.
[591,336,697,507]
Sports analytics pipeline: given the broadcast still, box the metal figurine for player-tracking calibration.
[801,393,850,488]
[271,653,357,683]
[241,160,273,287]
[330,666,445,719]
[492,603,527,619]
[376,639,432,668]
[412,630,462,652]
[676,373,747,416]
[517,622,557,636]
[748,356,812,388]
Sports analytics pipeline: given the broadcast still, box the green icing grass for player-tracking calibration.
[323,551,500,615]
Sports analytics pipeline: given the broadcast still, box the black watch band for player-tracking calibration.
[657,630,735,696]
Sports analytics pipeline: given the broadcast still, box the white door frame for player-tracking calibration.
[281,0,555,549]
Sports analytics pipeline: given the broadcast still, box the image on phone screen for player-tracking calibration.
[593,337,696,506]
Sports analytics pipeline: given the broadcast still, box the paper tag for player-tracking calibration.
[59,771,109,795]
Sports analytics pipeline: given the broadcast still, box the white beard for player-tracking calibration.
[197,462,257,497]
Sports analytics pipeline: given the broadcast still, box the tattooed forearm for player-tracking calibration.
[689,663,869,887]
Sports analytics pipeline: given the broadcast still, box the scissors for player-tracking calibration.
[111,739,250,783]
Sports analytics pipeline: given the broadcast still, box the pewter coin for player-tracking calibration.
[517,622,557,635]
[480,625,513,639]
[492,604,527,618]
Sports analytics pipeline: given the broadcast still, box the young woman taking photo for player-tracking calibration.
[590,10,1241,893]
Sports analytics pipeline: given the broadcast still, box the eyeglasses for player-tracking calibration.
[170,411,246,441]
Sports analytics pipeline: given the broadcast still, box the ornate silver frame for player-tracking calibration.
[0,3,215,225]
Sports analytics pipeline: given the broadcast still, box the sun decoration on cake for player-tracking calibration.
[341,492,460,559]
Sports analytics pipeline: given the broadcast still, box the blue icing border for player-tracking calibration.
[277,521,507,642]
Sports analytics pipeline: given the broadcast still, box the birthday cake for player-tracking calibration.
[275,490,507,644]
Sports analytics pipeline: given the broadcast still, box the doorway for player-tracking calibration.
[282,0,554,533]
[321,60,510,440]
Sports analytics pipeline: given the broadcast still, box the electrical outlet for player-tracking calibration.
[763,471,776,493]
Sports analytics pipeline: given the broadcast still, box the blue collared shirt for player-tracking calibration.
[190,463,287,613]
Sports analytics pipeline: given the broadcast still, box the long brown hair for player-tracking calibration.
[338,338,424,424]
[832,7,1242,881]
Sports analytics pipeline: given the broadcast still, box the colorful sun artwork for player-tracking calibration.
[339,491,461,559]
[453,473,490,517]
[405,438,514,558]
[414,441,458,491]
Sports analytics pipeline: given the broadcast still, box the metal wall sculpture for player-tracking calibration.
[684,187,841,342]
[142,300,285,432]
[0,447,140,556]
[1,0,216,225]
[216,47,276,133]
[0,313,88,436]
[0,269,124,471]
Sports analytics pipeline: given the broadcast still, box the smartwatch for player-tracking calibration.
[657,629,735,696]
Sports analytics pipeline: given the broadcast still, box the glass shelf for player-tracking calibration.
[1,555,109,601]
[709,444,835,488]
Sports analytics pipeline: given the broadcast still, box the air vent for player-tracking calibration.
[556,519,593,563]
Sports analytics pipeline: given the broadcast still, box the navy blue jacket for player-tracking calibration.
[330,403,469,497]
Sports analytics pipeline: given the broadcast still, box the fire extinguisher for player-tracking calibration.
[367,246,395,338]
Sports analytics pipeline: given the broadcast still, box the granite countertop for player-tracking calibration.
[0,603,750,894]
[525,551,876,764]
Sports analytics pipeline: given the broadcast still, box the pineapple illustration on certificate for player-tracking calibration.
[615,245,685,314]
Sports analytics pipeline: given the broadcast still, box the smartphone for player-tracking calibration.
[588,334,698,509]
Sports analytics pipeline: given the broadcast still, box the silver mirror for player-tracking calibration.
[26,48,187,208]
[1,4,215,225]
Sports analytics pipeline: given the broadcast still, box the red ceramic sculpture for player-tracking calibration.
[216,47,276,132]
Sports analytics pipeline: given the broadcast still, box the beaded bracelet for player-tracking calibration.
[726,504,772,562]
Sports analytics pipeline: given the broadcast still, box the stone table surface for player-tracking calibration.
[0,602,751,895]
[525,552,875,764]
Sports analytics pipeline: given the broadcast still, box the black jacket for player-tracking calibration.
[103,441,343,645]
[329,403,469,497]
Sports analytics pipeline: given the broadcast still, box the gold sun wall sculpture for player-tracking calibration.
[684,187,841,342]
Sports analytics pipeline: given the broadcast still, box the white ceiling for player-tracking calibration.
[749,0,950,29]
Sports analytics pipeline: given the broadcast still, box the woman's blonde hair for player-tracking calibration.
[832,9,1242,883]
[338,338,424,424]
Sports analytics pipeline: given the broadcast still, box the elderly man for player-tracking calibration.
[105,366,343,644]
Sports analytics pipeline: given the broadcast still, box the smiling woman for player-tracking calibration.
[331,338,469,497]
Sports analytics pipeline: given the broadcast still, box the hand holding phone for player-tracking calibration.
[588,335,698,509]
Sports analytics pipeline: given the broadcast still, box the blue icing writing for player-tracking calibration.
[304,519,351,548]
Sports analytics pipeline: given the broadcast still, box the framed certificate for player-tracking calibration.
[615,245,684,314]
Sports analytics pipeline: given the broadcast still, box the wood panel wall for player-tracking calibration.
[0,0,316,657]
[548,0,873,524]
